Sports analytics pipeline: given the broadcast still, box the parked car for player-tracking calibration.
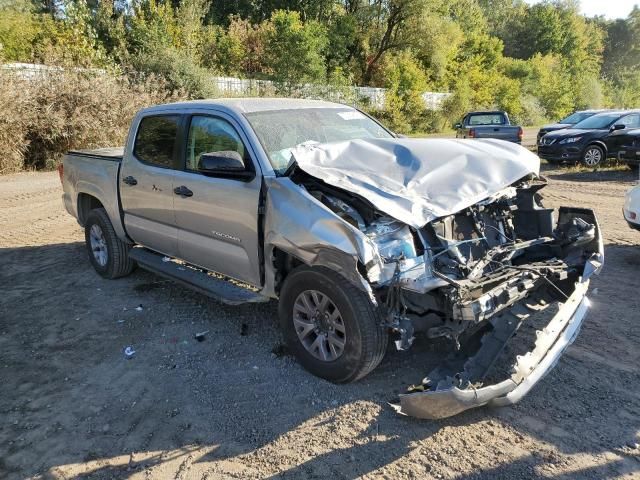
[537,109,610,144]
[455,111,523,144]
[60,98,603,419]
[538,110,640,166]
[624,183,640,230]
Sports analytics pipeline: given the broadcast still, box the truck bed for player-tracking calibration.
[62,147,126,240]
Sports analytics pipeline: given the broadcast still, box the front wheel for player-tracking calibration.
[278,266,387,383]
[582,145,604,167]
[84,208,136,279]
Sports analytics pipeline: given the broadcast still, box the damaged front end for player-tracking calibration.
[284,138,603,419]
[387,183,604,419]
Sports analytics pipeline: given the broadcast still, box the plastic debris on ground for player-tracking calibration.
[123,346,136,359]
[195,330,209,342]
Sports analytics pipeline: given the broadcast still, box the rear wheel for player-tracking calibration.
[278,266,387,383]
[582,145,604,167]
[84,208,136,279]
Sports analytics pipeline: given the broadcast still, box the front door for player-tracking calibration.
[173,113,262,286]
[120,114,181,257]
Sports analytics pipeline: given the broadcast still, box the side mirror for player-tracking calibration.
[199,151,245,172]
[198,151,253,179]
[454,123,462,129]
[612,124,626,131]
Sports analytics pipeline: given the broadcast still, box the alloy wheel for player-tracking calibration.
[293,290,346,361]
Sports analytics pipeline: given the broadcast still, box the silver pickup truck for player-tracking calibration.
[61,98,603,419]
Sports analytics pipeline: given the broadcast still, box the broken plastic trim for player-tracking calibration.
[391,266,594,420]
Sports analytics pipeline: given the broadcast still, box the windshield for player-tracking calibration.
[560,112,596,124]
[573,113,622,129]
[245,107,393,174]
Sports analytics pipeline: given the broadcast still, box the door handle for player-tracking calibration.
[123,176,137,186]
[174,186,193,197]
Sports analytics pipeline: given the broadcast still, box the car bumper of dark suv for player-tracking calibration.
[537,144,582,163]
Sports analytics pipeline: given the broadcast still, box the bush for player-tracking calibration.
[0,71,33,173]
[129,46,218,98]
[0,69,183,172]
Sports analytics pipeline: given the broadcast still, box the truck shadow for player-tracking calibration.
[0,242,638,479]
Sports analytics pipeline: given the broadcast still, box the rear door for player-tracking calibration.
[607,114,640,156]
[120,114,182,257]
[172,112,263,286]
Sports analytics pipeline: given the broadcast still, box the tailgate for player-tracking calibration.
[474,126,520,142]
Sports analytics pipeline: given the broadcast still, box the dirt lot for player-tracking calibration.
[1,166,639,479]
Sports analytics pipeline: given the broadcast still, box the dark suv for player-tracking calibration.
[536,110,610,144]
[537,111,640,166]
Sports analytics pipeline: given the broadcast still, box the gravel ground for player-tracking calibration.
[0,166,639,480]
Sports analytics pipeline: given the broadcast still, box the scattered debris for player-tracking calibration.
[240,323,248,336]
[135,304,144,312]
[117,319,125,324]
[195,330,209,342]
[123,346,136,359]
[162,256,171,262]
[592,288,599,295]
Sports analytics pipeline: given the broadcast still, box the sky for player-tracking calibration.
[525,0,637,19]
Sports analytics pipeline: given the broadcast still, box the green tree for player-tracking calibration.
[382,52,428,132]
[263,10,328,88]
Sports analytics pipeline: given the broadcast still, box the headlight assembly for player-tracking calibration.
[559,136,582,144]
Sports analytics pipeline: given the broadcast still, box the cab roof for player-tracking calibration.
[141,98,349,115]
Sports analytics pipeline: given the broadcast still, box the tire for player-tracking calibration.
[278,266,387,383]
[582,145,604,167]
[84,208,136,279]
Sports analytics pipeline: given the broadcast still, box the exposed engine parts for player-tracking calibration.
[301,172,601,355]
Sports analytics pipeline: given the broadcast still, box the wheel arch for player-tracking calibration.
[584,141,608,157]
[77,192,104,226]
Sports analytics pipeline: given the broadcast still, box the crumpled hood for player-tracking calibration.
[290,138,540,228]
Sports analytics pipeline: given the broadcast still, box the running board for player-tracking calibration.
[129,248,269,305]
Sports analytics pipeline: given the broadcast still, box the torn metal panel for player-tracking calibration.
[261,176,383,299]
[291,138,540,228]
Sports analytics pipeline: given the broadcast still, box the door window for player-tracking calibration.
[186,116,249,172]
[618,114,640,128]
[133,115,181,168]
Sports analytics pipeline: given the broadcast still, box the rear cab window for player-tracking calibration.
[466,113,506,126]
[133,115,181,168]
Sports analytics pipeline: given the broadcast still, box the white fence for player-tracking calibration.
[2,63,451,110]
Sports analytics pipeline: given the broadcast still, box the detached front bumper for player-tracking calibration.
[392,249,603,420]
[395,280,589,419]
